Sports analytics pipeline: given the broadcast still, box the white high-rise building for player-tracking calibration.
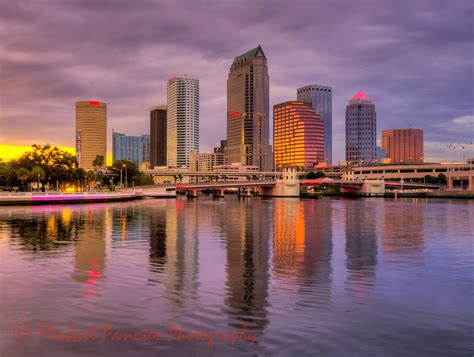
[167,75,199,168]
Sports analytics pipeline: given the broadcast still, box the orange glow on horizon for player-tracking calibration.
[0,144,112,166]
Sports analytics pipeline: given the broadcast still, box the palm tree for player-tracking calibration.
[16,168,30,191]
[30,166,45,192]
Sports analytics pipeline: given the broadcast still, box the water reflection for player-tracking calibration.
[223,199,270,331]
[345,200,378,299]
[273,199,333,305]
[382,202,425,261]
[6,206,84,251]
[0,198,472,356]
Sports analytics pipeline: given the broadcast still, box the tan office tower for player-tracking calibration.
[225,45,271,171]
[75,100,107,171]
[382,128,424,164]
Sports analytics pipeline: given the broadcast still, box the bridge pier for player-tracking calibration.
[187,189,198,199]
[213,188,225,198]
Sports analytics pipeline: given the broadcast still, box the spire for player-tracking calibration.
[349,89,372,104]
[351,90,370,101]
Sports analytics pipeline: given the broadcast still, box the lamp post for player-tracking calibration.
[120,167,123,189]
[123,164,128,189]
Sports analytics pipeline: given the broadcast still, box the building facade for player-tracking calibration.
[167,75,199,168]
[345,90,377,166]
[198,152,224,172]
[273,101,325,170]
[225,45,271,171]
[150,105,167,168]
[382,128,424,164]
[296,84,332,164]
[112,131,150,165]
[75,100,107,171]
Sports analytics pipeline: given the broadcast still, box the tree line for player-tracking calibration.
[0,144,153,191]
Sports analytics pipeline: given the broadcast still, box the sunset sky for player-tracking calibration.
[0,0,473,163]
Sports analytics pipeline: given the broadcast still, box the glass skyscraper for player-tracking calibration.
[225,45,271,171]
[273,101,325,170]
[297,84,332,165]
[112,131,150,165]
[167,75,199,168]
[345,90,377,166]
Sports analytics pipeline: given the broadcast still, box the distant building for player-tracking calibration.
[297,84,333,164]
[189,149,198,172]
[198,152,224,172]
[345,90,377,166]
[167,75,199,167]
[376,146,387,163]
[214,140,227,154]
[225,45,271,171]
[273,101,325,170]
[75,100,107,171]
[150,105,167,168]
[382,128,424,164]
[112,131,150,165]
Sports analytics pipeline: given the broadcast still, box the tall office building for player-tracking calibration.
[382,128,424,164]
[167,75,199,168]
[112,131,150,165]
[345,90,377,166]
[225,45,271,171]
[75,100,107,171]
[297,84,332,164]
[150,105,167,168]
[273,101,325,170]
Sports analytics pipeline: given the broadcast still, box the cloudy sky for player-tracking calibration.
[0,0,473,163]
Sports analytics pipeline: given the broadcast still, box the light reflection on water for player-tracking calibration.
[0,197,472,356]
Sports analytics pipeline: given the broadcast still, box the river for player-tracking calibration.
[0,197,472,356]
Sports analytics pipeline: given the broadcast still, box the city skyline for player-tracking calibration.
[0,0,473,164]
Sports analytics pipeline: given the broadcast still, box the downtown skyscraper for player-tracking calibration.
[225,45,271,171]
[345,90,377,166]
[75,100,107,171]
[166,75,199,168]
[150,105,167,168]
[297,84,333,164]
[273,101,325,170]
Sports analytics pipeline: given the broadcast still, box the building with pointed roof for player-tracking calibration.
[225,45,272,171]
[345,90,377,165]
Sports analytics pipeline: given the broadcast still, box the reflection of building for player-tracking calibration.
[73,209,107,286]
[150,105,167,168]
[345,201,377,296]
[382,128,424,164]
[167,75,199,168]
[225,46,271,171]
[112,131,150,165]
[345,90,376,166]
[297,84,333,164]
[272,199,333,303]
[273,101,325,170]
[382,204,424,257]
[223,200,270,331]
[75,100,107,170]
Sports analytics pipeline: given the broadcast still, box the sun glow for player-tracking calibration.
[0,144,112,165]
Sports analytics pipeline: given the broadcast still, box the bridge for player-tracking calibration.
[140,168,443,198]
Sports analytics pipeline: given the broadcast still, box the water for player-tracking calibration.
[0,197,472,356]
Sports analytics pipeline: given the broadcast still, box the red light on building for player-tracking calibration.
[89,101,100,106]
[229,111,239,117]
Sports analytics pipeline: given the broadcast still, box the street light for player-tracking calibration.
[123,164,128,189]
